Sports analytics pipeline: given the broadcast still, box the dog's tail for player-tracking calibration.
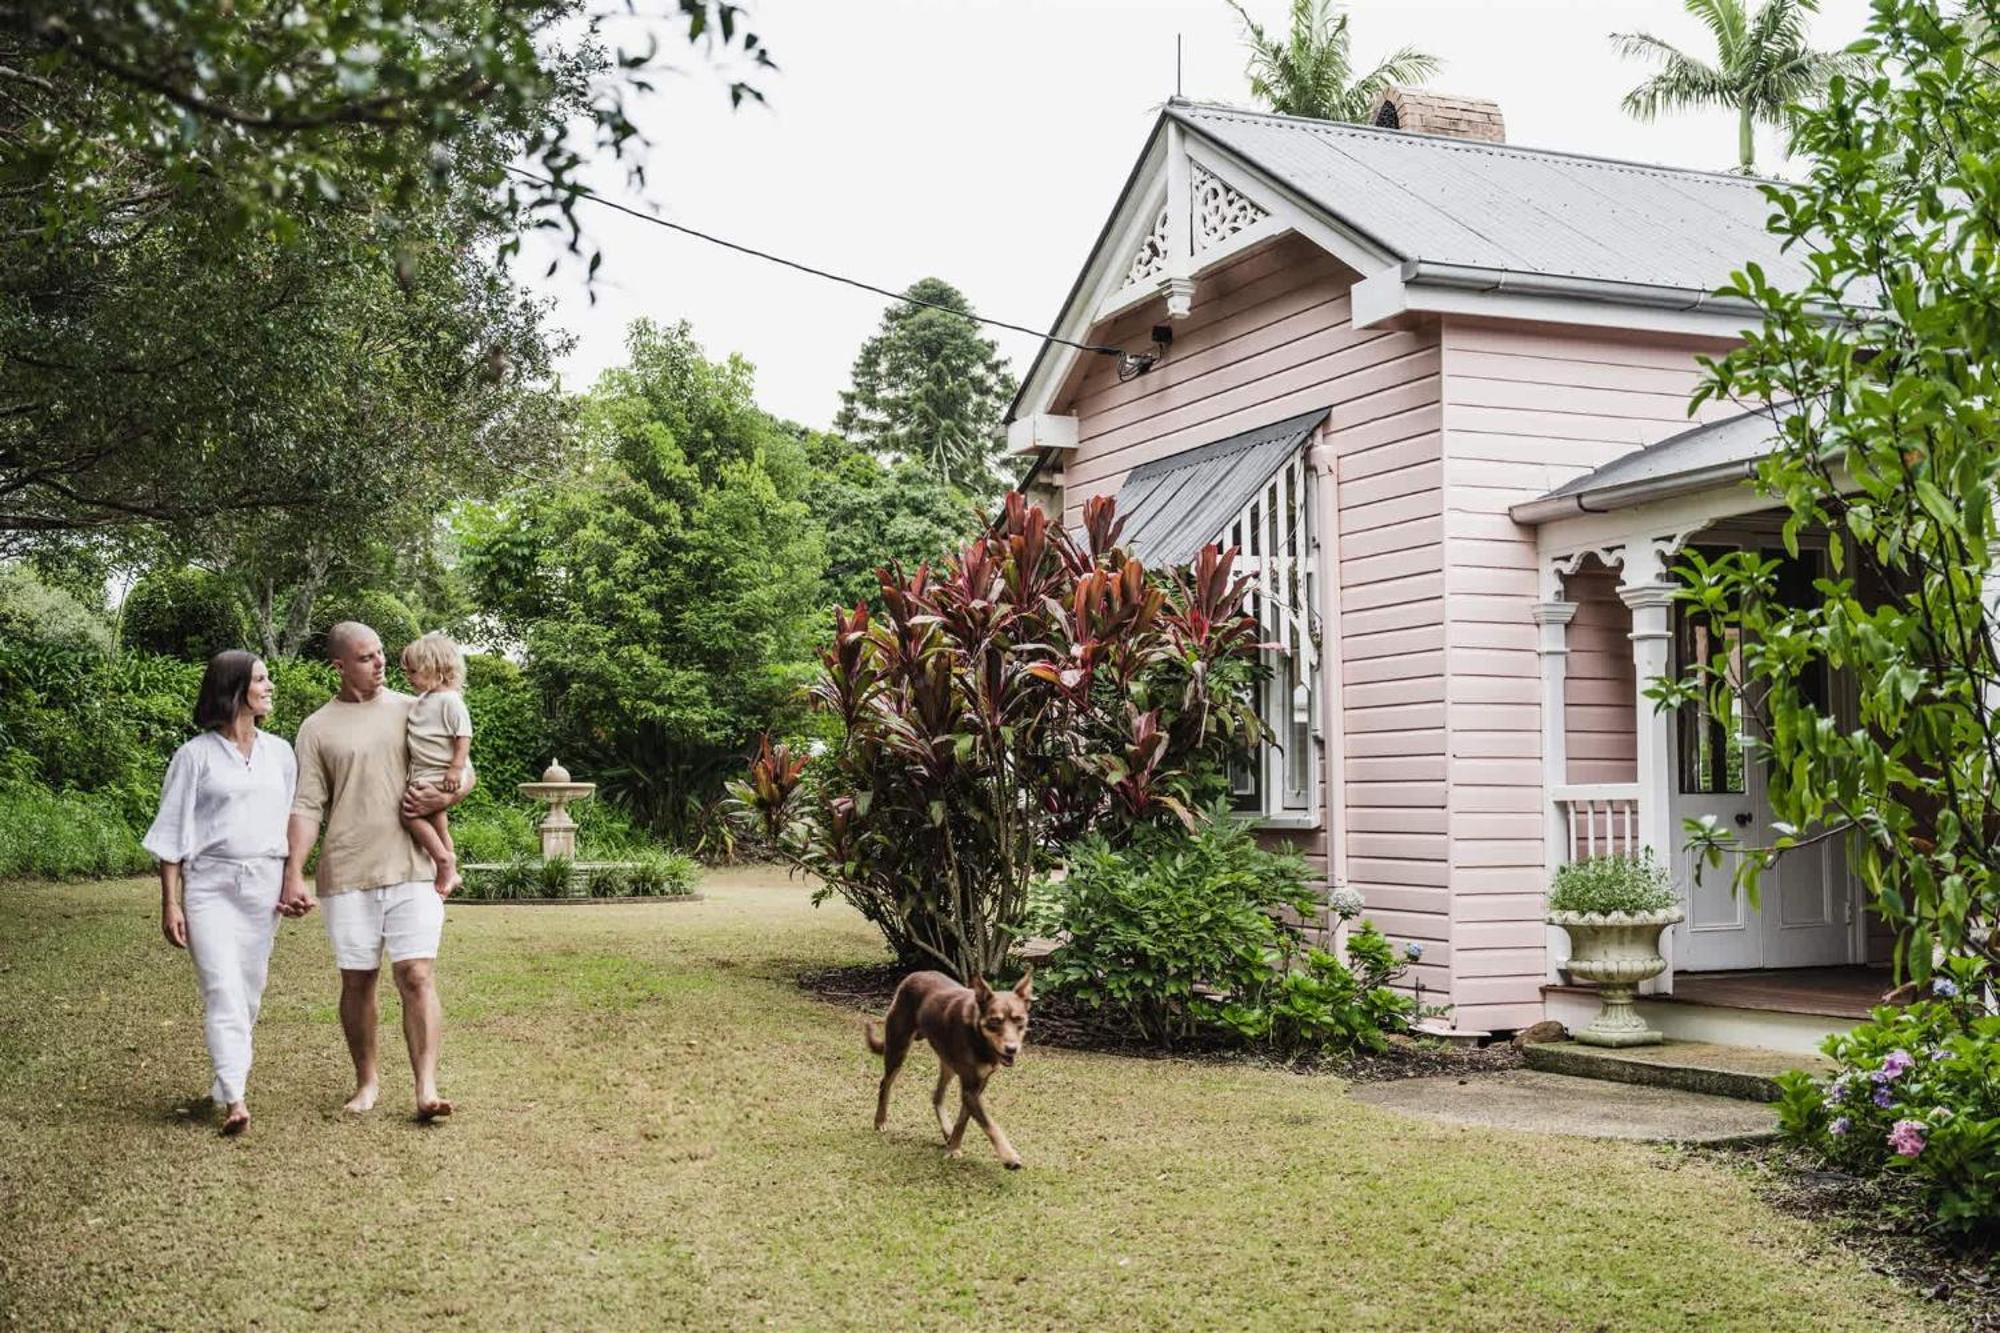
[862,1018,885,1056]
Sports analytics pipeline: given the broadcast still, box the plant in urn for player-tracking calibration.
[1547,850,1683,1047]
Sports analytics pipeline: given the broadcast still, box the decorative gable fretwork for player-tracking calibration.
[1193,164,1267,252]
[1125,206,1170,285]
[1104,125,1286,323]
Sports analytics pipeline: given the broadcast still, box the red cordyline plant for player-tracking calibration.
[730,491,1272,981]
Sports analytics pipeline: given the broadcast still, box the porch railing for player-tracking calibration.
[1551,783,1642,863]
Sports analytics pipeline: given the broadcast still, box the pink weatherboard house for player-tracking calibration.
[1008,92,1889,1051]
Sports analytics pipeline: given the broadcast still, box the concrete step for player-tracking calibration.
[1521,1039,1833,1103]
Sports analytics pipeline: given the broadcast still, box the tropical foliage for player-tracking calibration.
[1657,0,2000,981]
[733,493,1270,980]
[834,279,1018,497]
[1612,0,1861,171]
[1227,0,1442,123]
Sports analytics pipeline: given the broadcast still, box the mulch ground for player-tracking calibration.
[1710,1142,2000,1329]
[795,961,1526,1082]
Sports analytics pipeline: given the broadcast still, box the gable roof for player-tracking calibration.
[1171,102,1813,295]
[1011,100,1805,431]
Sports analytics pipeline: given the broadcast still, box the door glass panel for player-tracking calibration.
[1677,612,1746,795]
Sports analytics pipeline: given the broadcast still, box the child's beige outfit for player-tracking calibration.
[406,689,473,788]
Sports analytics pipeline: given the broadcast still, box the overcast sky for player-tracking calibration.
[521,0,1872,430]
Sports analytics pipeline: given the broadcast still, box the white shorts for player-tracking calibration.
[322,881,444,971]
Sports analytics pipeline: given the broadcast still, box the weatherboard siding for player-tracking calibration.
[1438,321,1736,1030]
[1054,234,1450,998]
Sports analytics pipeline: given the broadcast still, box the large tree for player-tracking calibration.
[1226,0,1441,123]
[792,426,979,613]
[465,320,826,841]
[833,279,1017,498]
[0,0,770,546]
[1612,0,1861,172]
[1661,0,2000,976]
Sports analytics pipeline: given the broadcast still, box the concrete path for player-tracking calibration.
[1350,1070,1780,1143]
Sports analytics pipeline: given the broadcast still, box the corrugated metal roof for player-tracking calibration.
[1170,102,1816,294]
[1115,408,1327,565]
[1510,403,1798,522]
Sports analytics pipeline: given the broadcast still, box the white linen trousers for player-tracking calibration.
[182,856,284,1106]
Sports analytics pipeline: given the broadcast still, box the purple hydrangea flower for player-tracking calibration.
[1888,1119,1927,1157]
[1879,1049,1914,1079]
[1830,1073,1853,1100]
[1872,1085,1894,1109]
[1829,1117,1851,1137]
[1931,977,1958,999]
[1404,942,1424,962]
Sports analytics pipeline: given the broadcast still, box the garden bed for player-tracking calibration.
[795,961,1524,1083]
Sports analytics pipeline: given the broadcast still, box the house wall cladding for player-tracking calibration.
[1056,233,1448,999]
[1437,321,1736,1029]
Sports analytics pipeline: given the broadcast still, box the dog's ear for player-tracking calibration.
[972,975,994,1004]
[1014,965,1034,1000]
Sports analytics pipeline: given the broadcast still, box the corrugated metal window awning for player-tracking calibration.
[1113,408,1329,565]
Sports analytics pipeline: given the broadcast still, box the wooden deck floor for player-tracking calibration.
[1666,966,1894,1020]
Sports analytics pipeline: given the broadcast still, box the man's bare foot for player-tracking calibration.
[342,1084,379,1114]
[415,1096,454,1122]
[220,1103,250,1136]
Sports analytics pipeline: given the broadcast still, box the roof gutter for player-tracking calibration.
[1507,457,1761,526]
[1395,259,1767,319]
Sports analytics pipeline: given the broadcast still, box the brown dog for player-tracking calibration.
[865,969,1033,1168]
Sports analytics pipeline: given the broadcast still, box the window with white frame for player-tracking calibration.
[1222,452,1320,820]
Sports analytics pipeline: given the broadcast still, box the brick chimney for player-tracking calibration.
[1366,87,1505,144]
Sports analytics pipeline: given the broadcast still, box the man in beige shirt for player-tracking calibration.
[280,621,470,1119]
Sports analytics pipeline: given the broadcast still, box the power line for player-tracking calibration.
[508,167,1130,360]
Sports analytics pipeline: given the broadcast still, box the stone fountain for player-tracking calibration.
[518,759,596,861]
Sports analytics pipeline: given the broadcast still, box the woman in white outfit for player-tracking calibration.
[144,651,297,1135]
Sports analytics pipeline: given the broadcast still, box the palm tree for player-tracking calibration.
[1227,0,1442,123]
[1613,0,1862,173]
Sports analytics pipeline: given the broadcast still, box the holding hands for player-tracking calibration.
[278,871,317,919]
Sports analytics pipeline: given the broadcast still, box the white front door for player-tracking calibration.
[1670,543,1853,972]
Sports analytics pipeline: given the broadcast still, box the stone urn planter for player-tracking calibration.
[1548,907,1684,1047]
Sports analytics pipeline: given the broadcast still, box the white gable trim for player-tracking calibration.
[1011,111,1404,428]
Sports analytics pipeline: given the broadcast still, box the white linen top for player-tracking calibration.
[142,730,297,865]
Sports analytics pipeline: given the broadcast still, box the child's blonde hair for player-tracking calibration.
[400,631,465,692]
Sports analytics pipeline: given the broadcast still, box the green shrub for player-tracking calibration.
[0,782,149,880]
[538,855,575,898]
[1221,927,1417,1056]
[121,568,248,661]
[462,857,540,901]
[1037,815,1414,1054]
[1037,820,1304,1046]
[1775,954,1999,1238]
[451,803,538,864]
[1547,850,1678,915]
[585,863,631,898]
[0,564,113,655]
[627,850,698,897]
[304,589,423,661]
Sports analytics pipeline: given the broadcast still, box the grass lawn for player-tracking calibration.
[0,870,1941,1331]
